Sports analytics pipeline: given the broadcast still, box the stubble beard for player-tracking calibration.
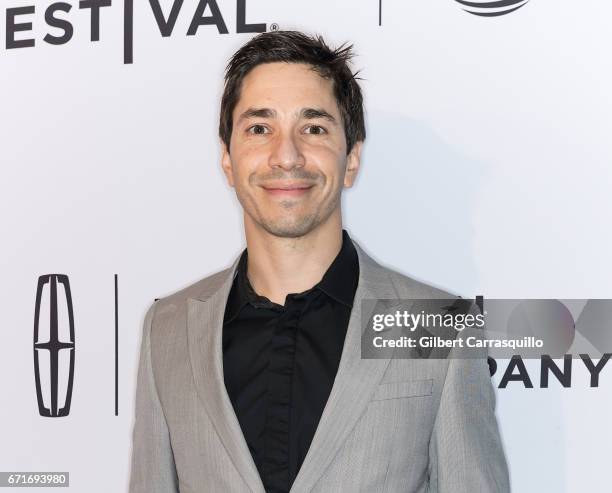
[240,186,341,239]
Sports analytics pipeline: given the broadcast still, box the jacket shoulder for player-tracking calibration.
[143,267,233,349]
[380,263,459,300]
[353,238,459,301]
[152,266,232,312]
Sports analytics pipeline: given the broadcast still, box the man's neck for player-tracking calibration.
[243,216,344,306]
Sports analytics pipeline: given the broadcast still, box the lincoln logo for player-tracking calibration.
[33,274,76,417]
[454,0,530,17]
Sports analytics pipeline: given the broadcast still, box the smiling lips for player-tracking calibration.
[262,182,314,197]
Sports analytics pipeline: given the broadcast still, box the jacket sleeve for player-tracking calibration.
[129,302,179,493]
[427,326,510,492]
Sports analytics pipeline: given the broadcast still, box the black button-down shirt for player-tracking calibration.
[222,229,359,493]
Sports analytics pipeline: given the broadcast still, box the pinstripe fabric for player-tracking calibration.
[128,237,510,493]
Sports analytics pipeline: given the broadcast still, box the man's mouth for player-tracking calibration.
[261,183,315,196]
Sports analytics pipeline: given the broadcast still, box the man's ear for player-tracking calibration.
[220,139,235,187]
[343,140,363,188]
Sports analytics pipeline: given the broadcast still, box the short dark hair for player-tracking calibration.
[219,30,366,155]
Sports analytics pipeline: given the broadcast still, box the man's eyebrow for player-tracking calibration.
[236,107,338,124]
[301,107,337,123]
[237,107,277,123]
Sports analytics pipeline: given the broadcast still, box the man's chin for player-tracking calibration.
[258,217,318,239]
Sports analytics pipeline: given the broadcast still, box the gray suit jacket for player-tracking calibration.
[129,238,510,493]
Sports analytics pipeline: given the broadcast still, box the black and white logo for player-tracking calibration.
[454,0,530,17]
[33,274,76,417]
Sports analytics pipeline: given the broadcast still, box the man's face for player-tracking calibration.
[221,62,362,238]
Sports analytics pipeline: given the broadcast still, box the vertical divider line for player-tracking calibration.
[115,274,119,416]
[124,0,134,64]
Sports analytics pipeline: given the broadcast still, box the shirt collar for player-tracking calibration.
[223,229,359,324]
[316,229,359,307]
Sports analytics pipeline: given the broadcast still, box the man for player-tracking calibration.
[129,31,510,493]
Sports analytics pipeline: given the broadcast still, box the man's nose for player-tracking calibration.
[268,131,305,170]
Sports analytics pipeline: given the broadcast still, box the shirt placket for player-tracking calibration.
[261,294,307,493]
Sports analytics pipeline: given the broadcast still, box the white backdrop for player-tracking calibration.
[2,0,611,491]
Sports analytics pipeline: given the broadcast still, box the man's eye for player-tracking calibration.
[247,125,269,135]
[304,125,327,135]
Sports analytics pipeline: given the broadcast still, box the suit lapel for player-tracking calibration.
[289,240,397,493]
[187,254,266,493]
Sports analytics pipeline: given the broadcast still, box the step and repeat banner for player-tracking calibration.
[2,0,611,491]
